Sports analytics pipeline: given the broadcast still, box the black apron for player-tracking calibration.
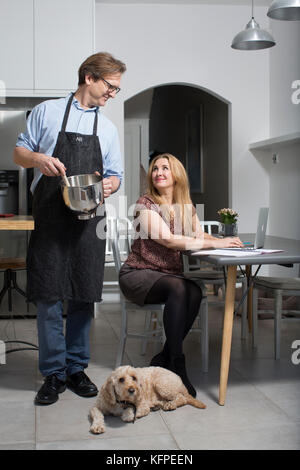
[27,93,106,303]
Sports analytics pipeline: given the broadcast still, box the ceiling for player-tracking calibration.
[95,1,271,6]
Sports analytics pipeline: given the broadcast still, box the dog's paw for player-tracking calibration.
[90,423,105,434]
[162,401,177,411]
[151,405,160,411]
[121,407,135,422]
[136,406,150,419]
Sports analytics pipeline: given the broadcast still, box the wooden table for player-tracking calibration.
[0,215,34,231]
[191,235,300,406]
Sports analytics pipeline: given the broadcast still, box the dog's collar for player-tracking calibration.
[113,386,137,422]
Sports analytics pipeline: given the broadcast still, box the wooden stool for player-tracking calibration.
[0,258,27,311]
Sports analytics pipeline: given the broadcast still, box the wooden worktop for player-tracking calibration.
[0,215,34,230]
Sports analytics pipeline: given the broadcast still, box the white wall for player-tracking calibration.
[268,147,300,240]
[268,19,300,277]
[269,20,300,137]
[268,141,300,278]
[268,19,300,241]
[95,3,271,229]
[267,19,300,276]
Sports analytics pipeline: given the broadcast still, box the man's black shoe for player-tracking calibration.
[66,371,98,397]
[35,374,66,405]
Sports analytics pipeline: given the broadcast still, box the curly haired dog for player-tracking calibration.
[89,365,206,434]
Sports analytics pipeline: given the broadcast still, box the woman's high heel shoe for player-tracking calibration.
[168,354,196,398]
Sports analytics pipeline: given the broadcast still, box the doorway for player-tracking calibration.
[124,84,230,221]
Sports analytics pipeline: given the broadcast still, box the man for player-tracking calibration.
[13,52,126,405]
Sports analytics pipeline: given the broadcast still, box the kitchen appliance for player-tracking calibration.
[0,110,30,215]
[61,173,104,220]
[0,110,29,258]
[0,170,19,214]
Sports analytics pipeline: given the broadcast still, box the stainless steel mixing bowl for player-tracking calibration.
[61,173,104,220]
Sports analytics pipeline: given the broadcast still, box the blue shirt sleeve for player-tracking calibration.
[15,98,123,190]
[16,103,45,152]
[103,125,123,184]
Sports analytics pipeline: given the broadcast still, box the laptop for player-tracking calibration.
[251,207,269,249]
[223,207,269,251]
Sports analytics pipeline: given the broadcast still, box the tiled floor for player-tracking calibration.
[0,292,299,450]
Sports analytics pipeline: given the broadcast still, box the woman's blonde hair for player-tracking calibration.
[147,153,194,236]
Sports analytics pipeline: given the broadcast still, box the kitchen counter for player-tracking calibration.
[0,215,34,231]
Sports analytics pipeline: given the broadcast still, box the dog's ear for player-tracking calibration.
[101,376,116,407]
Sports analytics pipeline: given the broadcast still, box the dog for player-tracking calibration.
[89,365,206,434]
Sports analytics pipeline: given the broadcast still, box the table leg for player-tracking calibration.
[219,264,237,406]
[246,265,252,333]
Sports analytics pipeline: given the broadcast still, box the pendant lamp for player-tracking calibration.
[267,0,300,21]
[231,0,276,50]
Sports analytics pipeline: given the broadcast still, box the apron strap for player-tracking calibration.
[61,93,74,132]
[93,111,98,136]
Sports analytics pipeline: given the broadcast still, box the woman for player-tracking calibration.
[119,153,243,397]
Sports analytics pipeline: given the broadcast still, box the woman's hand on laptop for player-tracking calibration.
[214,237,244,249]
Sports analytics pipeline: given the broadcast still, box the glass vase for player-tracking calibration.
[220,223,238,237]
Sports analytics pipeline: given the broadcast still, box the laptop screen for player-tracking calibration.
[254,207,269,249]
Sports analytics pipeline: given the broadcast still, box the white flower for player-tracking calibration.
[217,207,239,222]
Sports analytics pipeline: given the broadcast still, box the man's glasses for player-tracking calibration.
[100,77,121,94]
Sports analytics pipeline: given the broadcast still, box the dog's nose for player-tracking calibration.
[128,388,135,394]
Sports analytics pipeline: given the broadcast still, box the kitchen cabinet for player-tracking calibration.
[0,0,34,93]
[1,0,95,97]
[34,0,95,94]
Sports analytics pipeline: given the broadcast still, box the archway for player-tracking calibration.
[124,83,230,221]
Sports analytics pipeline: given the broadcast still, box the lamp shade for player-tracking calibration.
[231,18,276,50]
[267,0,300,21]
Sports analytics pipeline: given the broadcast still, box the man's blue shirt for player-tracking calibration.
[16,93,123,192]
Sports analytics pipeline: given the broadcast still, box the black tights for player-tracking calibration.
[144,276,202,357]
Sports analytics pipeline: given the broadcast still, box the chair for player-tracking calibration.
[252,276,300,359]
[0,257,27,312]
[111,221,209,372]
[182,221,225,296]
[111,233,165,369]
[103,217,134,292]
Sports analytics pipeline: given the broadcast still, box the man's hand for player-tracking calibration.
[13,147,67,177]
[37,155,67,177]
[102,178,113,198]
[94,172,120,198]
